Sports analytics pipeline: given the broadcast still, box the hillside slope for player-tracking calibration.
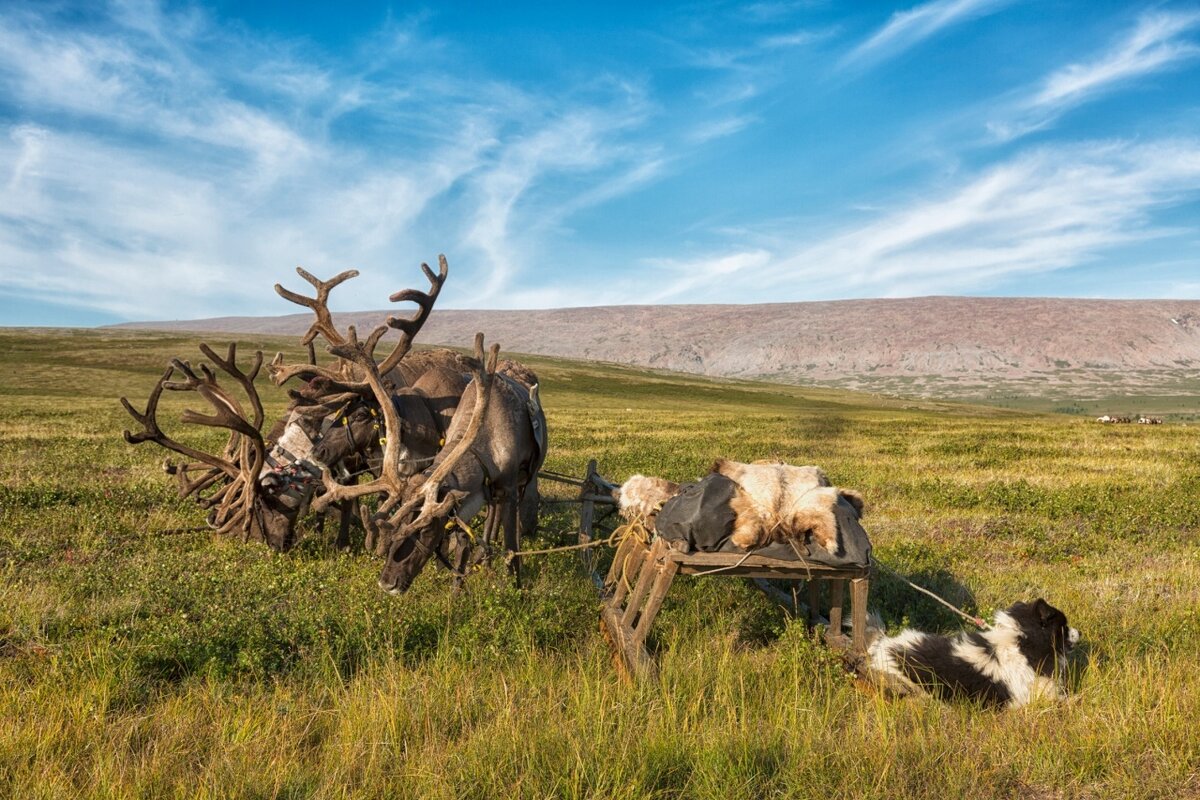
[112,296,1200,407]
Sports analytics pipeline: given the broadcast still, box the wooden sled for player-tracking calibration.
[600,536,870,679]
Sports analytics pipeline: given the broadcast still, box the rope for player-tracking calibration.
[503,516,651,566]
[871,556,990,630]
[507,538,611,561]
[688,550,756,576]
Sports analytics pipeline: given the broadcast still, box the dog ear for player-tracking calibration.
[1034,598,1055,626]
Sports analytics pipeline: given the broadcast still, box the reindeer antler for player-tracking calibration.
[377,255,448,376]
[121,342,270,539]
[308,330,500,549]
[122,365,239,478]
[269,257,449,396]
[274,267,359,347]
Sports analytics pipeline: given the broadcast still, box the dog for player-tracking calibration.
[710,459,864,554]
[865,599,1080,708]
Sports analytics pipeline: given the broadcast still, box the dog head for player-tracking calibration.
[1003,598,1080,675]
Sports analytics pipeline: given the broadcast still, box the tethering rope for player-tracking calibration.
[154,469,988,632]
[870,555,990,630]
[508,510,989,631]
[504,516,651,567]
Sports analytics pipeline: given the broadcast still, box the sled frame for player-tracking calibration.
[601,536,870,679]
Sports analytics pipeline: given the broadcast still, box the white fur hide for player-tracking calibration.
[617,474,682,522]
[711,459,863,554]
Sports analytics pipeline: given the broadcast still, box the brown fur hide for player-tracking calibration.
[617,474,681,523]
[711,459,864,554]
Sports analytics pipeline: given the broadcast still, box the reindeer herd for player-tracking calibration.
[122,257,546,594]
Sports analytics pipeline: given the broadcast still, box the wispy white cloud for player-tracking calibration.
[841,0,1011,69]
[1036,11,1200,107]
[658,17,831,146]
[0,3,675,320]
[643,249,773,302]
[667,25,829,73]
[737,2,827,24]
[644,140,1200,302]
[757,28,830,51]
[989,10,1200,141]
[686,115,757,143]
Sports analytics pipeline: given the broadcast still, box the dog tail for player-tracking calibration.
[864,610,886,648]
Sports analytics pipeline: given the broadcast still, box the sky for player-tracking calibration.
[2,0,1200,326]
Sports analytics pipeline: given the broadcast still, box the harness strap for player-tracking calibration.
[398,522,466,578]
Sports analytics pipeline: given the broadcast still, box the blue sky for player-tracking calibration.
[2,0,1200,325]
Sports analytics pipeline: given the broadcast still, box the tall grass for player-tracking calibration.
[0,329,1197,798]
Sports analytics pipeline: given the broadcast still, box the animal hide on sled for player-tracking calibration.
[617,474,681,526]
[710,459,864,555]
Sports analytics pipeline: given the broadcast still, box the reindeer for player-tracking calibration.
[293,324,545,593]
[379,340,546,593]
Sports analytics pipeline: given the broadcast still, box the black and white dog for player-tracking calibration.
[866,599,1080,708]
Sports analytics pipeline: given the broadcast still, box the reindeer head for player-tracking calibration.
[376,479,471,595]
[366,334,499,595]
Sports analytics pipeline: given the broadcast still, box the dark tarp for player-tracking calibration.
[654,473,871,569]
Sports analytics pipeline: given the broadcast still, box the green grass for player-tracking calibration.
[1,328,1198,799]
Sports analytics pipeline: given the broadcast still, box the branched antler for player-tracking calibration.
[121,343,271,540]
[308,330,499,549]
[122,366,239,478]
[270,257,448,398]
[377,255,448,376]
[274,267,359,347]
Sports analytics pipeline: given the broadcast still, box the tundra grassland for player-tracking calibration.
[1,328,1198,799]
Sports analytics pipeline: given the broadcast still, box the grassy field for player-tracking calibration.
[1,328,1198,799]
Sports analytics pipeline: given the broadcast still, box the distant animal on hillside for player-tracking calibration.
[865,599,1080,709]
[709,459,864,555]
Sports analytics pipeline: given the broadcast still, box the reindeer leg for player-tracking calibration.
[450,530,472,595]
[485,505,502,548]
[519,476,539,538]
[335,499,353,551]
[503,496,521,589]
[361,501,378,554]
[471,504,501,568]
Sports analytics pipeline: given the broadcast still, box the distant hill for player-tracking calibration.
[110,297,1200,413]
